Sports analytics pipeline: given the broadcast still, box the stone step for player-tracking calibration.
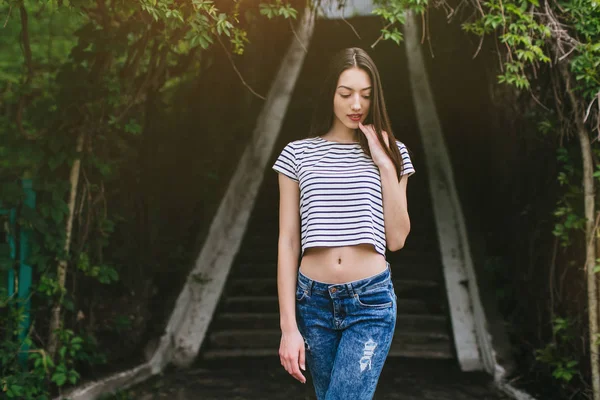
[249,206,435,225]
[229,262,278,277]
[239,232,439,251]
[249,201,437,222]
[246,215,278,226]
[234,246,442,263]
[222,296,447,315]
[212,312,450,332]
[201,339,454,360]
[233,248,278,262]
[249,201,437,223]
[230,261,444,281]
[387,340,454,359]
[225,278,443,298]
[206,329,451,351]
[238,231,440,250]
[235,245,439,260]
[230,245,440,263]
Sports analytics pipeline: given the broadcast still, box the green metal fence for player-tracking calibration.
[1,179,36,364]
[0,204,16,296]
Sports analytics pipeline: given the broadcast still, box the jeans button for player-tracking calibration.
[330,287,337,293]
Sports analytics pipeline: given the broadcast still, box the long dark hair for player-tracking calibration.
[309,47,406,179]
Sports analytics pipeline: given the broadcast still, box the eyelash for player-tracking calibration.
[340,94,371,99]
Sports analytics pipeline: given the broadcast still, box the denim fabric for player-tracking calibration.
[295,263,397,399]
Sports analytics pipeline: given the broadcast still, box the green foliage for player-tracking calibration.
[0,0,299,395]
[553,147,586,247]
[462,0,552,90]
[571,42,600,98]
[0,1,82,172]
[456,0,600,394]
[0,290,105,398]
[461,0,600,104]
[259,0,298,20]
[535,317,580,383]
[77,252,119,284]
[372,0,427,45]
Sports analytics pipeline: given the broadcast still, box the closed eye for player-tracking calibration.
[340,94,371,99]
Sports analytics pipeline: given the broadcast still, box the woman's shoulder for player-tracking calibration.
[394,139,409,151]
[291,136,320,145]
[286,136,321,151]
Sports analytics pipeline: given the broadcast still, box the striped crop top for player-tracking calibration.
[272,136,415,257]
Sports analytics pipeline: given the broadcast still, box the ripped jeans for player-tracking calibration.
[295,263,397,400]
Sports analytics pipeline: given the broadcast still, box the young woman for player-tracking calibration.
[272,47,415,399]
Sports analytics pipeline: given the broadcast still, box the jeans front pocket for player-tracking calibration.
[296,287,309,302]
[354,286,394,309]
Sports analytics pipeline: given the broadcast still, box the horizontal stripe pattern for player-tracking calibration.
[272,136,415,256]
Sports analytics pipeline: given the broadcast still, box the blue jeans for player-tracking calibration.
[295,263,397,399]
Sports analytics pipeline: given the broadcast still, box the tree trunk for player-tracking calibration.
[47,132,86,358]
[561,63,599,400]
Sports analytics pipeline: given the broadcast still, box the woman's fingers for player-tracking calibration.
[358,123,378,144]
[280,335,306,383]
[285,346,306,383]
[299,345,306,371]
[292,345,306,383]
[282,353,305,383]
[291,350,306,383]
[290,361,306,383]
[280,343,291,373]
[359,122,389,145]
[358,122,371,138]
[382,130,389,147]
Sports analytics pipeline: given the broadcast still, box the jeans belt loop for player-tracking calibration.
[346,283,356,298]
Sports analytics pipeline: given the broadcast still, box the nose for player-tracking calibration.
[351,94,361,111]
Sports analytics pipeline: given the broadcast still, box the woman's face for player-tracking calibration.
[333,67,372,130]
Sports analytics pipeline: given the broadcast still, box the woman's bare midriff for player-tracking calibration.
[299,243,387,284]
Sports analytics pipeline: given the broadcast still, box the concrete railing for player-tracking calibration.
[403,10,536,400]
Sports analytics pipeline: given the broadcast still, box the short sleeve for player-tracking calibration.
[272,142,298,182]
[396,141,416,177]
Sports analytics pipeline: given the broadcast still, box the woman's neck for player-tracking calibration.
[325,120,358,142]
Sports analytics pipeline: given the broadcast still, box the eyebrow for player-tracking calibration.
[337,85,372,91]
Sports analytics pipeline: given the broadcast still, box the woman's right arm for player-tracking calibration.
[276,173,306,383]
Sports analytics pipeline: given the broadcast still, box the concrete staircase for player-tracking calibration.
[200,153,455,361]
[199,12,456,365]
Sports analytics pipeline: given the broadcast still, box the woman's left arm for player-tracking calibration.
[358,122,410,251]
[379,163,410,251]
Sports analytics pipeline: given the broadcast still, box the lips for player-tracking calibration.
[348,114,362,121]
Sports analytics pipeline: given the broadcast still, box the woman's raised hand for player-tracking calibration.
[358,122,393,168]
[279,328,306,383]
